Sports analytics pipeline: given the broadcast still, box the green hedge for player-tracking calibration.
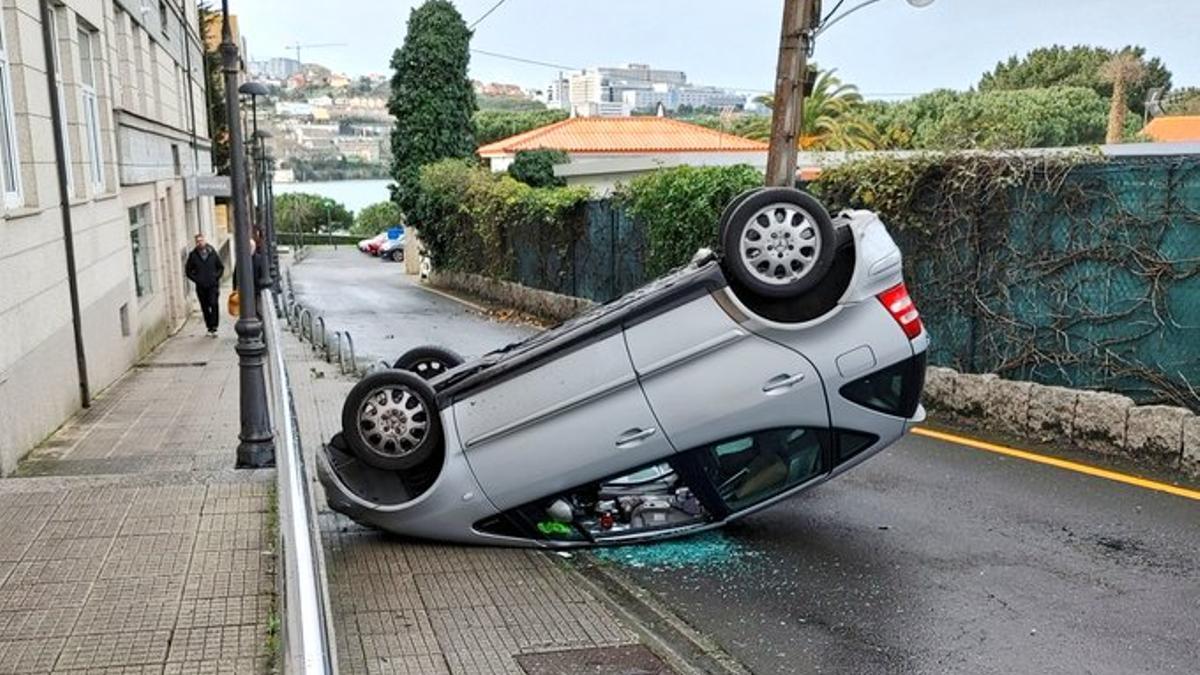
[617,165,763,276]
[414,159,592,279]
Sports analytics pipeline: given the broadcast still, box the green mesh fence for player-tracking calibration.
[503,155,1198,411]
[892,155,1199,411]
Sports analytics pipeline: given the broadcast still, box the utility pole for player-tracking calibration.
[221,0,275,468]
[765,0,820,187]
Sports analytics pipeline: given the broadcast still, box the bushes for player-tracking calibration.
[415,159,591,279]
[508,149,569,188]
[353,201,404,236]
[275,193,354,233]
[618,165,763,276]
[473,110,569,147]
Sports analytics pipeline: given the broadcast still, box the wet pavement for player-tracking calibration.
[289,247,534,366]
[617,435,1200,674]
[287,247,1200,675]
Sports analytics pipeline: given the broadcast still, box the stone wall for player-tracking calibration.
[429,271,597,323]
[925,367,1199,476]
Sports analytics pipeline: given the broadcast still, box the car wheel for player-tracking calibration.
[390,248,405,263]
[341,370,442,471]
[720,187,837,299]
[393,345,463,381]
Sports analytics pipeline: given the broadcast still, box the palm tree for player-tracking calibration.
[753,68,878,150]
[1099,50,1147,143]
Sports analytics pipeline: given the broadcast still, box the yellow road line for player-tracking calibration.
[416,283,489,313]
[911,427,1200,502]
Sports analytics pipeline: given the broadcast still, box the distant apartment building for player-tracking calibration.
[250,55,301,80]
[542,76,570,110]
[565,63,745,116]
[0,0,221,473]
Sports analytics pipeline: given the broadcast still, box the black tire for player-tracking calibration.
[392,345,463,381]
[720,187,837,299]
[390,248,405,263]
[341,370,442,471]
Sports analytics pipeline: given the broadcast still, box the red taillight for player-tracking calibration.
[878,283,922,339]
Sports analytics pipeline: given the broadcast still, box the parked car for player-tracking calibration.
[379,235,406,262]
[318,188,928,547]
[358,233,387,256]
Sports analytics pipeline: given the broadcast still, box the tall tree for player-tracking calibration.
[1099,51,1147,143]
[979,45,1170,116]
[861,87,1110,150]
[743,68,878,150]
[388,1,476,217]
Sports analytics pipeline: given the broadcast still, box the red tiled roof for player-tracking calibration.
[477,116,769,156]
[1141,116,1200,142]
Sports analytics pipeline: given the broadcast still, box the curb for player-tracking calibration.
[567,555,752,675]
[429,270,596,323]
[925,366,1199,477]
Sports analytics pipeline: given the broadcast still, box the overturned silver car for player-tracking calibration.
[318,188,928,547]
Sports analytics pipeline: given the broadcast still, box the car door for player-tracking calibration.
[624,294,828,453]
[454,332,675,512]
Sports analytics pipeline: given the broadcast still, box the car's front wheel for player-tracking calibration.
[393,345,463,381]
[390,248,404,263]
[341,370,442,471]
[720,187,837,299]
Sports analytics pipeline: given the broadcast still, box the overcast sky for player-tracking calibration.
[233,0,1200,99]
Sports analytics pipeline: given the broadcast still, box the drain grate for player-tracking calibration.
[516,646,675,675]
[135,361,209,368]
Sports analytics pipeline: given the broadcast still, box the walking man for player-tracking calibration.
[185,233,224,336]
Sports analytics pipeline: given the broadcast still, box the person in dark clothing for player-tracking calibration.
[185,233,224,336]
[232,237,270,319]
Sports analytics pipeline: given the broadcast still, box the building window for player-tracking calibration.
[129,205,153,297]
[78,25,105,192]
[0,9,22,207]
[48,6,73,195]
[159,1,169,36]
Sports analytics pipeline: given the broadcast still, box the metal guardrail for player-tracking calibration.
[263,292,338,674]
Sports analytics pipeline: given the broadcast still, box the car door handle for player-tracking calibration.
[615,427,657,449]
[763,372,806,394]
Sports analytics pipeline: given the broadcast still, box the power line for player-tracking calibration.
[470,47,919,100]
[471,48,580,72]
[469,0,510,29]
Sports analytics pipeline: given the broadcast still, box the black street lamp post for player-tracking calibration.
[221,0,274,468]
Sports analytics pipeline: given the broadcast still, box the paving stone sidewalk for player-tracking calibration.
[282,322,650,674]
[0,319,275,674]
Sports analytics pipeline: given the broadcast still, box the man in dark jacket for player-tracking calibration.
[185,233,224,336]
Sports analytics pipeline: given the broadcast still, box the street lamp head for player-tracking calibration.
[238,81,270,98]
[906,0,935,6]
[254,129,274,140]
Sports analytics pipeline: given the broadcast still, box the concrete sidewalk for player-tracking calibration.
[282,324,661,674]
[0,319,275,674]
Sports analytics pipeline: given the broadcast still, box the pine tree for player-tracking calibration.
[388,1,476,216]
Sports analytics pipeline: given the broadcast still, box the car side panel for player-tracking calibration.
[624,295,829,452]
[753,299,915,458]
[455,332,676,511]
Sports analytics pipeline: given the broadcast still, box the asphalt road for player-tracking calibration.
[291,247,1200,675]
[289,247,534,365]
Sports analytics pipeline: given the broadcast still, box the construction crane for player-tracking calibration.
[284,42,346,65]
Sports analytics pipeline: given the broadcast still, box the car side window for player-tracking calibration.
[704,428,826,510]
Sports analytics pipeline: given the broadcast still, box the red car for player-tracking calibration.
[358,233,387,256]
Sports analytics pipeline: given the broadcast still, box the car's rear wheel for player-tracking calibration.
[720,188,837,299]
[390,248,404,262]
[341,370,442,471]
[393,345,463,381]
